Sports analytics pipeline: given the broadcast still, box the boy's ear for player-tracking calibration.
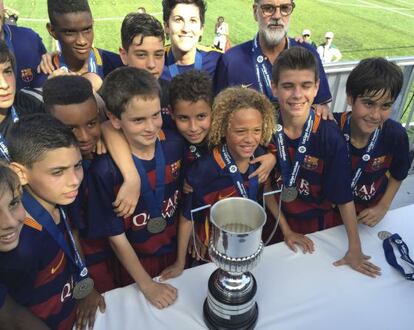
[119,47,128,66]
[46,22,57,40]
[271,81,278,98]
[9,162,29,186]
[314,79,320,97]
[106,111,122,130]
[346,94,354,106]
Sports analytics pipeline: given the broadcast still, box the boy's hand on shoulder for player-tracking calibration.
[113,178,141,218]
[76,288,106,330]
[284,230,315,254]
[159,260,186,281]
[94,138,107,155]
[37,51,59,75]
[249,153,276,184]
[313,104,334,120]
[357,204,388,227]
[141,280,177,309]
[333,250,381,278]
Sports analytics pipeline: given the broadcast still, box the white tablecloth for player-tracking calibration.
[93,205,414,330]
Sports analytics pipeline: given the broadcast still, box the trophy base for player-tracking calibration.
[203,299,258,330]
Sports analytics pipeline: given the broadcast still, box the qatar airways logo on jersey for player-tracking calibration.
[353,183,376,201]
[132,190,179,227]
[61,276,75,303]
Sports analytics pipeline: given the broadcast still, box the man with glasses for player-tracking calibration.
[214,0,331,110]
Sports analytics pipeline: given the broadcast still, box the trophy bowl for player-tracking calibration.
[203,197,266,330]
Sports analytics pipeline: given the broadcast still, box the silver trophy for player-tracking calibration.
[203,197,266,330]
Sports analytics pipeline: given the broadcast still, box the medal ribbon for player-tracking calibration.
[0,107,19,161]
[275,110,314,189]
[221,144,258,200]
[22,191,89,281]
[167,49,202,78]
[252,34,275,102]
[342,113,381,188]
[58,48,103,77]
[132,139,166,218]
[383,233,414,281]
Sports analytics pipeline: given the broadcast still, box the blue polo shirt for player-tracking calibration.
[214,37,332,105]
[4,24,47,90]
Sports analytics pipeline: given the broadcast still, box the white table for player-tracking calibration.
[94,205,414,330]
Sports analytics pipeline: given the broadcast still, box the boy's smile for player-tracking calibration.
[173,99,211,144]
[226,108,263,168]
[110,96,162,158]
[272,69,319,122]
[49,12,94,68]
[348,92,394,138]
[165,4,203,55]
[22,147,84,213]
[51,98,101,158]
[120,35,165,80]
[0,188,25,252]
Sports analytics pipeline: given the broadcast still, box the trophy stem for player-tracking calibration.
[203,269,259,330]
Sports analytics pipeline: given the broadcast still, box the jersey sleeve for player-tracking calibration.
[87,156,125,238]
[321,121,353,204]
[389,121,410,181]
[100,49,123,77]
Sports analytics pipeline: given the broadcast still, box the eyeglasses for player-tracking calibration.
[259,2,295,17]
[303,34,310,37]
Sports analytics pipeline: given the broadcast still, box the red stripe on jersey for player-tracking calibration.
[130,222,177,255]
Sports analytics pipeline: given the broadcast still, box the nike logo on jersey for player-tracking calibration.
[241,83,253,89]
[51,252,65,275]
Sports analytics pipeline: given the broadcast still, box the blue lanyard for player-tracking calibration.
[22,190,89,280]
[58,49,103,77]
[0,107,19,162]
[383,233,414,281]
[221,145,258,200]
[167,49,203,78]
[132,140,166,218]
[275,110,314,188]
[342,113,380,189]
[252,34,276,102]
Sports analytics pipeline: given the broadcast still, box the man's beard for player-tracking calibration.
[259,19,289,48]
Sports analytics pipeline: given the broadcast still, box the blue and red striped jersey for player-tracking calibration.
[86,129,185,257]
[0,218,76,330]
[335,112,410,212]
[270,113,353,233]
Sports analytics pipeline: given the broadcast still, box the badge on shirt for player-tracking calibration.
[371,156,386,171]
[21,68,33,83]
[302,155,319,171]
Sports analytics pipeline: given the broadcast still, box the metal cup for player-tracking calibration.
[203,197,266,330]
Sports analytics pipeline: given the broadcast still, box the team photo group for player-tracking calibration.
[0,0,411,329]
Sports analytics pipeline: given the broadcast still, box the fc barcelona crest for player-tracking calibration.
[303,155,319,170]
[21,68,33,83]
[371,156,386,171]
[170,160,181,178]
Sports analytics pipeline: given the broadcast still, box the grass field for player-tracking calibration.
[6,0,414,60]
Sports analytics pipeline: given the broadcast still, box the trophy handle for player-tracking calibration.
[262,187,283,246]
[190,204,212,262]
